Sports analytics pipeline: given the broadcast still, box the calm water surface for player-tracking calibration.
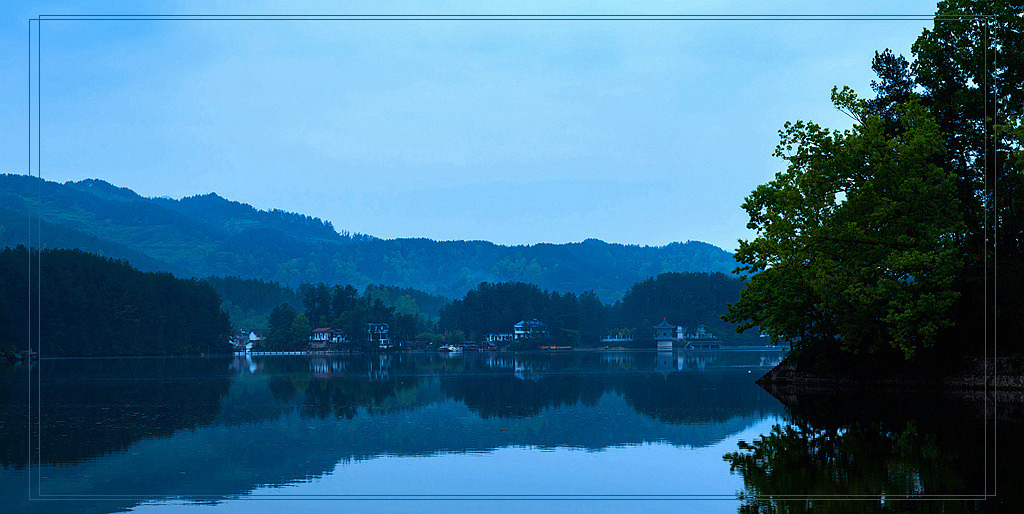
[0,351,1013,513]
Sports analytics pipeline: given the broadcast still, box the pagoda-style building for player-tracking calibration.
[654,320,676,350]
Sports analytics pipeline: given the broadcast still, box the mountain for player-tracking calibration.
[0,174,738,300]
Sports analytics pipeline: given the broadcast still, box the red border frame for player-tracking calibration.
[26,13,999,503]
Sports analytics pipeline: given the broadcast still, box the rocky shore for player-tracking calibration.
[757,354,1024,407]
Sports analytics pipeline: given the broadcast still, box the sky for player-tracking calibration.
[2,0,941,251]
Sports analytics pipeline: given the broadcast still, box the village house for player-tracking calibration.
[485,333,514,344]
[229,330,252,353]
[367,323,391,349]
[309,327,349,351]
[513,320,547,340]
[230,329,268,353]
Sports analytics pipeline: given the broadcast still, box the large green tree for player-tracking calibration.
[912,1,1024,355]
[725,94,964,359]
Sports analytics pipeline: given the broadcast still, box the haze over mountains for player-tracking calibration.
[0,174,737,301]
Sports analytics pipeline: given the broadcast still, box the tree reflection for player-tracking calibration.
[2,352,787,467]
[724,395,987,513]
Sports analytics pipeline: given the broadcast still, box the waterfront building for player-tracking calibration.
[249,329,268,343]
[600,332,634,344]
[513,319,547,340]
[229,330,252,353]
[654,320,676,350]
[309,327,349,351]
[485,333,514,344]
[367,323,391,349]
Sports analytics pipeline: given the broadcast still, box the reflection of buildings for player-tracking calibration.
[306,355,395,381]
[310,357,349,378]
[678,353,718,371]
[655,350,675,374]
[513,358,549,381]
[368,354,392,381]
[230,354,257,374]
[601,353,634,365]
[484,354,515,369]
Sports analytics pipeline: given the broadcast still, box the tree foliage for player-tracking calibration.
[912,1,1024,355]
[438,282,609,346]
[205,276,301,331]
[725,93,964,359]
[619,272,754,341]
[728,1,1024,359]
[0,246,231,356]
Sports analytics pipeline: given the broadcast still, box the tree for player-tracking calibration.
[265,303,297,350]
[394,294,419,316]
[448,330,466,346]
[912,1,1024,355]
[289,314,311,350]
[724,93,964,359]
[392,313,420,343]
[300,282,331,327]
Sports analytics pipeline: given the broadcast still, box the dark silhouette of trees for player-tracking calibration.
[438,281,611,345]
[620,272,751,341]
[0,246,231,356]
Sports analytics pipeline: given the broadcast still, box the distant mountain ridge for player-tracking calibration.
[0,174,737,300]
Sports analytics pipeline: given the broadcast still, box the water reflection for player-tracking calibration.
[0,352,1011,511]
[724,387,1017,512]
[9,351,1013,512]
[2,352,782,499]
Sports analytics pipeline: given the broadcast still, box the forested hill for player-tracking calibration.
[0,246,231,356]
[0,174,737,300]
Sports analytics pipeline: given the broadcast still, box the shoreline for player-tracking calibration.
[756,354,1024,395]
[26,346,789,360]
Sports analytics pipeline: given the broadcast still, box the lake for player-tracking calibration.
[0,351,1014,512]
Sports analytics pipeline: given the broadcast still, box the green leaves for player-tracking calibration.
[726,94,964,359]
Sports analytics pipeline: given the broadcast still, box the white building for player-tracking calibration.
[513,320,547,340]
[485,333,514,344]
[654,320,676,350]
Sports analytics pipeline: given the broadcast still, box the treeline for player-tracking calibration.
[362,284,449,321]
[620,272,758,343]
[438,272,755,348]
[205,276,302,331]
[0,247,748,355]
[439,282,608,347]
[204,276,449,333]
[260,282,432,351]
[0,246,231,356]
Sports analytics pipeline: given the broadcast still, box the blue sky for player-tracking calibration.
[4,1,940,251]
